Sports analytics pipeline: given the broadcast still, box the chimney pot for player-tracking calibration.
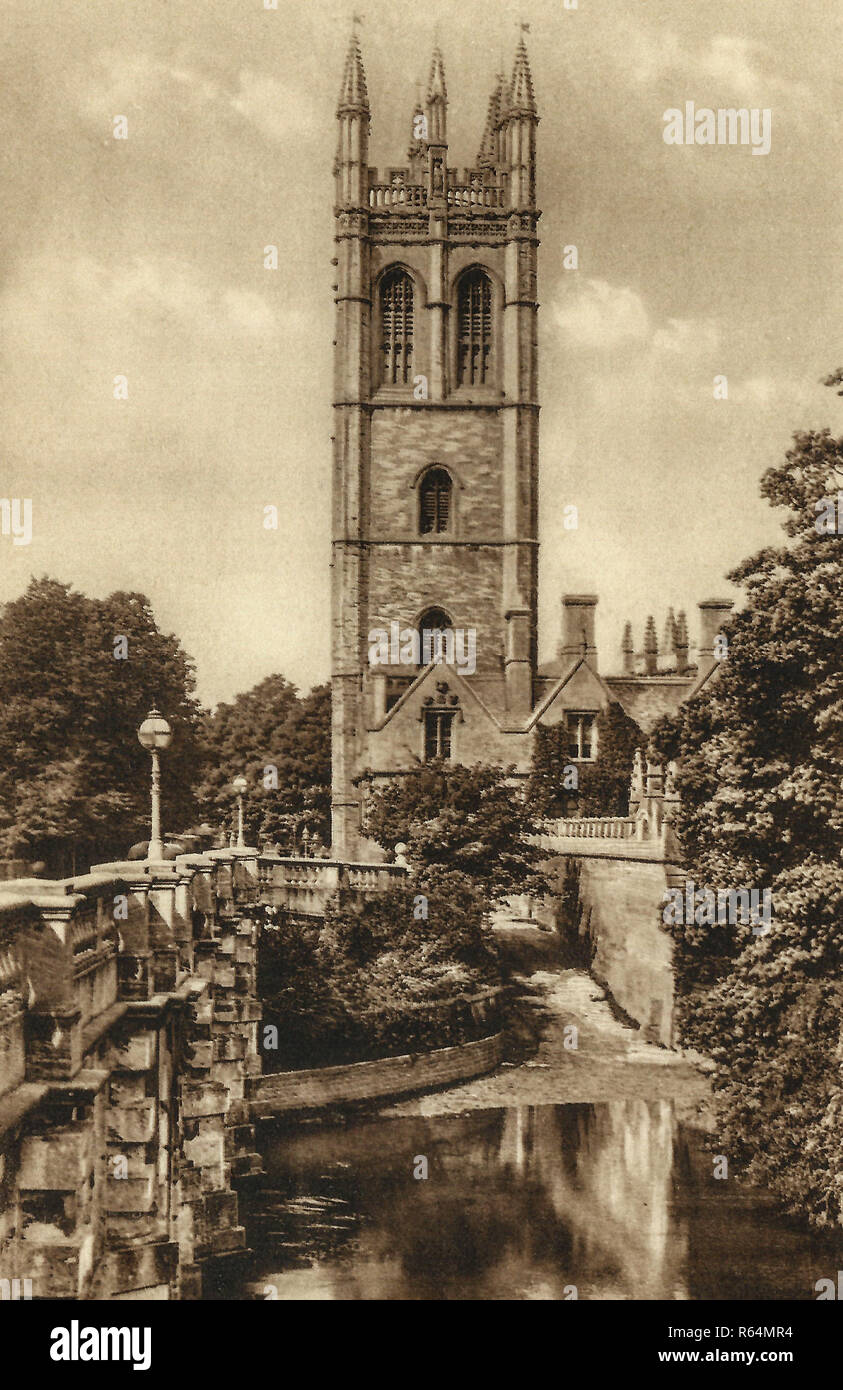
[558,594,598,671]
[696,598,733,682]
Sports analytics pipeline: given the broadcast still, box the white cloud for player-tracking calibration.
[619,26,812,106]
[553,279,719,362]
[550,278,727,414]
[222,287,279,336]
[229,70,306,143]
[727,374,820,410]
[1,254,280,348]
[653,317,720,355]
[75,50,308,148]
[76,51,219,123]
[553,279,650,348]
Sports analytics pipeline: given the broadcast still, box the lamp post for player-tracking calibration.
[137,707,172,861]
[232,775,248,849]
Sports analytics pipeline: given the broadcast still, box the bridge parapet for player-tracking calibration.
[0,845,406,1299]
[543,755,681,860]
[547,816,638,841]
[258,854,404,916]
[0,848,272,1298]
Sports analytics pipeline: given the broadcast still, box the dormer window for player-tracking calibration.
[421,680,461,761]
[566,712,597,761]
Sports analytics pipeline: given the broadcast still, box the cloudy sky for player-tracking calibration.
[0,0,840,706]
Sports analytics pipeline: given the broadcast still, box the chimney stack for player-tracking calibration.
[662,608,677,661]
[675,610,689,671]
[621,621,634,674]
[643,615,658,675]
[696,598,734,682]
[504,605,532,715]
[558,594,598,670]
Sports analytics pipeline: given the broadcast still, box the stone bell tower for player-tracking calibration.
[331,28,540,858]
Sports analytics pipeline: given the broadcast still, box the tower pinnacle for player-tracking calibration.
[337,28,369,112]
[426,46,447,146]
[509,36,536,116]
[477,73,505,167]
[408,82,426,165]
[427,46,447,104]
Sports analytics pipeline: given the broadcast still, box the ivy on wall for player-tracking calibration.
[528,702,644,819]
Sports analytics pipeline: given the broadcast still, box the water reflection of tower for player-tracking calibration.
[498,1105,536,1172]
[499,1101,689,1299]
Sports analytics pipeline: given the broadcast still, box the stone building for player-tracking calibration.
[330,30,731,858]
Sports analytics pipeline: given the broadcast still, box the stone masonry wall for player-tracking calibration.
[369,408,503,539]
[545,845,677,1046]
[250,1031,504,1117]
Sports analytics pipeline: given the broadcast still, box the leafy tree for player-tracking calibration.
[528,703,644,818]
[648,710,683,766]
[363,761,548,909]
[196,678,331,847]
[662,388,843,1227]
[257,868,500,1070]
[528,723,574,819]
[0,577,203,873]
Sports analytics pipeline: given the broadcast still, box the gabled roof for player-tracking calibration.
[371,659,504,732]
[526,655,615,731]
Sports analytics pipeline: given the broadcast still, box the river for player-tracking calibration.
[209,1099,843,1301]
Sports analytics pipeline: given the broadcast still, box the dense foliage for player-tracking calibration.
[652,398,843,1228]
[258,870,500,1067]
[529,702,644,818]
[0,578,202,873]
[257,759,556,1069]
[0,577,333,870]
[196,676,331,848]
[363,760,549,906]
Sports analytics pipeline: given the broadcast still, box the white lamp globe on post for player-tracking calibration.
[232,775,248,849]
[137,707,172,861]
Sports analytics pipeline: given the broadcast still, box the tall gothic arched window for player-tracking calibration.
[457,269,492,387]
[380,269,414,386]
[419,467,452,534]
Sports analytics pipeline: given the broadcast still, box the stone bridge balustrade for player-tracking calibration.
[258,854,405,917]
[0,916,26,1099]
[546,817,638,842]
[0,848,272,1299]
[0,874,125,1084]
[0,844,406,1299]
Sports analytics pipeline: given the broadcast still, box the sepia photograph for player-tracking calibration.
[0,0,841,1362]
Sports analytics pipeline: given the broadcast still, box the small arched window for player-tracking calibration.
[380,269,414,386]
[457,269,492,387]
[419,467,452,535]
[417,607,453,667]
